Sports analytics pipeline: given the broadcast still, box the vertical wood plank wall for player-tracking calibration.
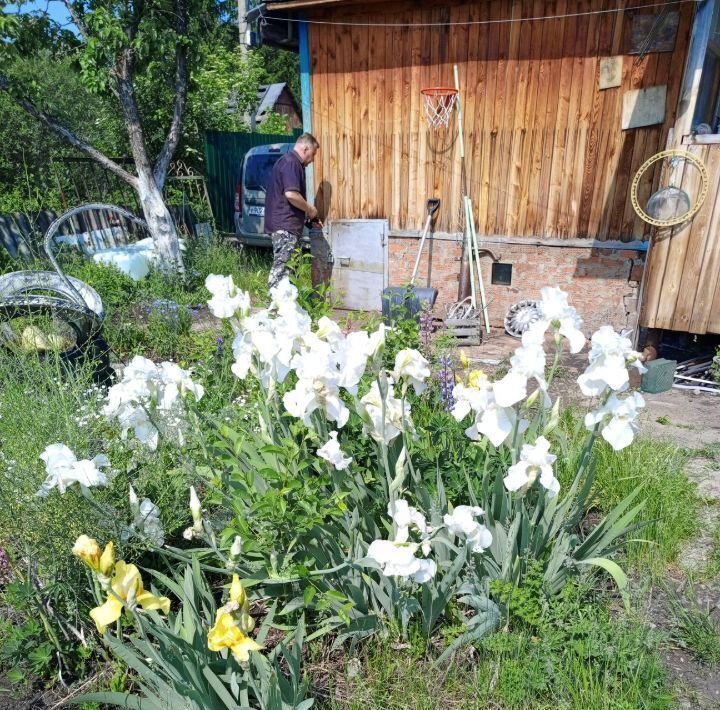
[306,0,693,239]
[640,143,720,334]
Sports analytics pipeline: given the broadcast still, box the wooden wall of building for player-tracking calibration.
[306,0,693,238]
[640,141,720,334]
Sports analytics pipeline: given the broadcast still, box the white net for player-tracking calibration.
[421,89,458,129]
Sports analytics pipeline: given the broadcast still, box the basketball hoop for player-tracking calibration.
[421,87,458,129]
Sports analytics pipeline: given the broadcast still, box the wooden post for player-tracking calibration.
[673,0,716,144]
[299,14,315,206]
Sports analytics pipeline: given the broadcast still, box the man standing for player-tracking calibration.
[264,133,321,289]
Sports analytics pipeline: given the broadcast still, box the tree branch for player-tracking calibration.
[61,0,89,41]
[0,74,137,187]
[153,0,187,189]
[115,48,154,184]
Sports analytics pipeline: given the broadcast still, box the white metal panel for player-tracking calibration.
[329,219,388,311]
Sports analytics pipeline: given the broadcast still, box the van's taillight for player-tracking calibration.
[234,183,242,213]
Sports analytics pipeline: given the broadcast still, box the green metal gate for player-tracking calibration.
[204,129,302,234]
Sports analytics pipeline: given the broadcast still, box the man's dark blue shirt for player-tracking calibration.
[264,149,306,237]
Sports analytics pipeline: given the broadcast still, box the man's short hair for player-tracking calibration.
[296,133,319,150]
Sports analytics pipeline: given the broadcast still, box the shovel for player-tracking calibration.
[382,199,440,324]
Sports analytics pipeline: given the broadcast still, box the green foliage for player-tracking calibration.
[53,238,270,360]
[557,412,699,570]
[0,558,97,687]
[73,561,314,709]
[666,583,720,665]
[0,52,127,214]
[336,582,670,709]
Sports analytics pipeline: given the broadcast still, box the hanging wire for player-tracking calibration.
[262,0,698,28]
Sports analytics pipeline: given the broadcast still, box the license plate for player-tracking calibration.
[247,206,265,217]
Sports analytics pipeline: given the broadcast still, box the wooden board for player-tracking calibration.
[640,144,720,335]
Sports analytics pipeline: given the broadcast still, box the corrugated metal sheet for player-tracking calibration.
[203,129,301,233]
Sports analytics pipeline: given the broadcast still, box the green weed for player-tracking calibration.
[557,412,699,570]
[327,582,670,709]
[666,584,720,665]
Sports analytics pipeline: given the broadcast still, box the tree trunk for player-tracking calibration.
[137,172,185,274]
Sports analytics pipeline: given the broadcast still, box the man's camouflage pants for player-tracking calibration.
[268,229,299,290]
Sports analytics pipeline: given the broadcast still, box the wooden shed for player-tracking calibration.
[250,0,720,336]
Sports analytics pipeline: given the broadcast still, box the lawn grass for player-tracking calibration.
[322,584,672,709]
[556,411,699,573]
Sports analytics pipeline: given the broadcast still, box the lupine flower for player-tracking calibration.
[437,356,455,411]
[317,431,352,470]
[37,444,110,497]
[419,305,434,355]
[503,436,559,497]
[577,326,646,397]
[90,561,170,634]
[443,505,493,552]
[584,391,645,450]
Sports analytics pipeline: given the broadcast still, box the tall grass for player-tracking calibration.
[0,348,193,601]
[556,411,698,571]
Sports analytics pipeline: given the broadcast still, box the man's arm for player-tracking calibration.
[285,190,321,223]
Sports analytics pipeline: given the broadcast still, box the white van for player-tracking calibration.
[234,142,293,247]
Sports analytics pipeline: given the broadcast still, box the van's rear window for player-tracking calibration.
[245,154,283,190]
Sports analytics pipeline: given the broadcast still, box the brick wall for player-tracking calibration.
[388,236,646,334]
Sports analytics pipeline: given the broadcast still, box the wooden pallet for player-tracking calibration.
[438,317,482,346]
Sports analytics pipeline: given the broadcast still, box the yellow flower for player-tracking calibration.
[459,349,469,369]
[468,369,487,390]
[208,611,263,664]
[89,561,170,634]
[73,535,115,576]
[229,574,254,634]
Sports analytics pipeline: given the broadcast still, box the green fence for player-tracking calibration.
[204,129,302,234]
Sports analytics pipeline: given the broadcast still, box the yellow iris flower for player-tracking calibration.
[208,611,263,663]
[73,535,114,576]
[207,574,262,663]
[90,561,170,634]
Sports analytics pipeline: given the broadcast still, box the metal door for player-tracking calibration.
[329,219,388,311]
